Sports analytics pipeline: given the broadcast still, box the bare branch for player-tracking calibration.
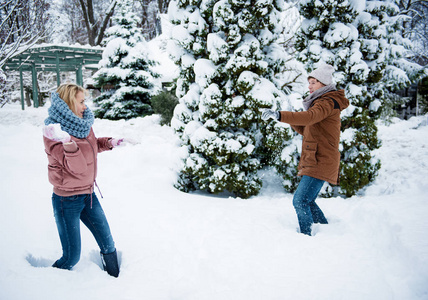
[96,0,117,45]
[0,0,49,68]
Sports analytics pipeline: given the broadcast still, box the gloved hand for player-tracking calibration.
[43,124,71,143]
[261,109,280,121]
[111,138,124,148]
[111,138,139,148]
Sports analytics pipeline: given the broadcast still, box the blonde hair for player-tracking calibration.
[56,83,86,115]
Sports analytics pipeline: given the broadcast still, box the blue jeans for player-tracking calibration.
[293,176,328,236]
[52,193,116,269]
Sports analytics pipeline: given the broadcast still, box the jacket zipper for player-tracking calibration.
[85,136,99,208]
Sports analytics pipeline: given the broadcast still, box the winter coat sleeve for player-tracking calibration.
[97,137,113,153]
[279,98,335,126]
[44,137,88,175]
[290,124,304,135]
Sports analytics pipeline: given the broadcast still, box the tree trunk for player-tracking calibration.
[77,0,117,46]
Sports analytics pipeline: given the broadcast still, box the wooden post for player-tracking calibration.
[19,58,24,110]
[56,53,60,87]
[25,89,32,107]
[76,64,83,86]
[31,63,39,108]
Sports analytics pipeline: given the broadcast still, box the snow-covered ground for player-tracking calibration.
[0,103,427,300]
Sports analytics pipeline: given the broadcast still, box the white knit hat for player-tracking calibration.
[308,64,335,86]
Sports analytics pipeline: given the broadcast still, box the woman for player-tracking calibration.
[262,64,349,236]
[43,83,123,276]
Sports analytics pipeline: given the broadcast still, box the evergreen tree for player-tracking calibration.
[371,1,426,96]
[352,0,425,192]
[0,70,7,106]
[419,77,428,114]
[92,0,161,120]
[295,0,381,197]
[168,0,302,198]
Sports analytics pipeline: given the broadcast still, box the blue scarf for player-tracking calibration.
[45,92,94,138]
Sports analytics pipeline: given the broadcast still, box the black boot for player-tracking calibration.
[101,250,120,278]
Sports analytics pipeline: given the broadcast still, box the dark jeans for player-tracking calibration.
[293,176,328,236]
[52,193,116,269]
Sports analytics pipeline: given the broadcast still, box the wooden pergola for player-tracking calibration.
[2,45,103,110]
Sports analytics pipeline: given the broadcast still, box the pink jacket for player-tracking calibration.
[44,128,112,196]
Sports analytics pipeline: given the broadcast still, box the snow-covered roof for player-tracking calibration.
[3,44,103,72]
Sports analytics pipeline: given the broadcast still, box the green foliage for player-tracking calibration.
[339,158,381,198]
[93,91,153,120]
[0,70,6,105]
[338,110,381,197]
[169,0,296,198]
[275,137,301,193]
[91,0,159,120]
[419,77,428,114]
[150,90,179,126]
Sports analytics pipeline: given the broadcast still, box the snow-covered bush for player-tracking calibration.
[150,90,179,126]
[370,0,426,114]
[0,70,7,106]
[168,0,301,198]
[92,0,161,120]
[419,77,428,114]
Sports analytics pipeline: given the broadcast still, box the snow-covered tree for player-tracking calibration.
[376,1,426,93]
[295,0,382,197]
[397,0,428,66]
[0,0,50,68]
[92,0,161,120]
[138,0,164,39]
[0,69,7,106]
[419,77,428,114]
[358,3,426,114]
[168,0,303,198]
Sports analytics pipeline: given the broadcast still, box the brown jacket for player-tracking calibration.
[279,90,349,185]
[44,128,112,196]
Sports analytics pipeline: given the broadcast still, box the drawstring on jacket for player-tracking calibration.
[85,136,104,209]
[95,180,103,199]
[89,181,103,209]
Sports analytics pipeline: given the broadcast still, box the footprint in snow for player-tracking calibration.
[26,253,53,268]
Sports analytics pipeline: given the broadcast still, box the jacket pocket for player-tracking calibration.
[301,141,318,166]
[48,165,63,186]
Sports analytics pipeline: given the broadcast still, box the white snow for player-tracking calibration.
[324,23,358,46]
[194,59,218,89]
[171,25,194,48]
[1,102,428,300]
[207,33,229,63]
[350,0,366,13]
[3,3,428,297]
